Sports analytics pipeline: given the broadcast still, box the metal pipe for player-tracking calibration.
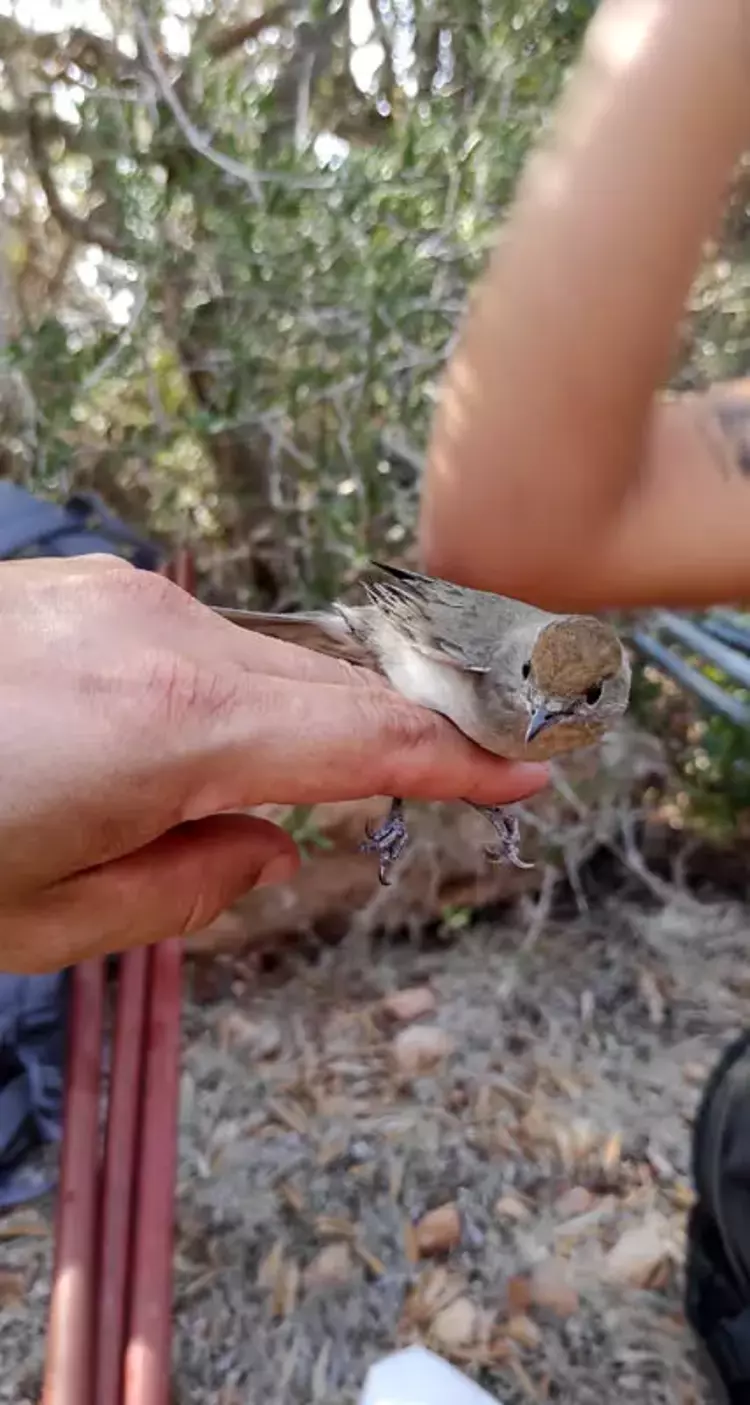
[653,611,750,690]
[122,551,188,1405]
[631,628,750,728]
[122,939,182,1405]
[41,960,105,1405]
[95,948,148,1405]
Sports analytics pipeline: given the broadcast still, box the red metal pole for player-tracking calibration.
[41,959,105,1405]
[95,946,148,1405]
[121,550,188,1405]
[122,937,182,1405]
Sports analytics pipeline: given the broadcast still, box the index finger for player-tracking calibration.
[188,673,549,814]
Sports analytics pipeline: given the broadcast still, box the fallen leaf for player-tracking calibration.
[314,1214,356,1240]
[605,1214,673,1288]
[257,1240,285,1289]
[354,1242,387,1277]
[601,1131,622,1172]
[669,1182,697,1211]
[507,1275,533,1315]
[414,1203,462,1257]
[529,1257,579,1317]
[495,1193,532,1224]
[505,1314,542,1350]
[403,1220,420,1264]
[392,1025,454,1077]
[404,1266,467,1329]
[219,1012,281,1058]
[0,1219,48,1241]
[382,986,437,1023]
[430,1296,480,1350]
[638,969,666,1026]
[554,1186,594,1219]
[266,1097,310,1136]
[303,1242,353,1290]
[0,1268,25,1306]
[278,1182,305,1214]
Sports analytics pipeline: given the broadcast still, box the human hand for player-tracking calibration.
[0,556,548,971]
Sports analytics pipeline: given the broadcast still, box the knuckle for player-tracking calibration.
[75,552,135,572]
[145,649,241,729]
[100,563,183,618]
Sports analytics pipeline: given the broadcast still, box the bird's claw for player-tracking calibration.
[360,799,532,886]
[360,798,409,886]
[469,804,534,870]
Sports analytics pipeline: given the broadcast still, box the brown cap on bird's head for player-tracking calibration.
[530,616,623,699]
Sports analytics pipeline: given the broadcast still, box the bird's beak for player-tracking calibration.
[525,706,559,744]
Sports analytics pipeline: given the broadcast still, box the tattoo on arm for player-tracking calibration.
[695,388,750,478]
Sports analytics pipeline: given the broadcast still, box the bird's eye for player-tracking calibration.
[585,682,603,705]
[522,661,531,680]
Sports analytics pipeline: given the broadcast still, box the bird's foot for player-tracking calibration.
[468,803,534,871]
[360,797,409,886]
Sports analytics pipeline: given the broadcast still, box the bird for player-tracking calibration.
[211,562,631,883]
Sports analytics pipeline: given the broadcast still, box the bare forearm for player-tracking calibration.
[420,0,750,605]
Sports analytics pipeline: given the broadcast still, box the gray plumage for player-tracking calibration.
[213,561,631,763]
[212,563,631,881]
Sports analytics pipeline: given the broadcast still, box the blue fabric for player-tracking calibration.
[0,482,161,570]
[0,974,70,1207]
[0,483,162,1205]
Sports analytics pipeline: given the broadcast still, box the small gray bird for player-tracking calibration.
[212,563,631,883]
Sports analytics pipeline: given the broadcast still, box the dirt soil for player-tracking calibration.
[2,885,746,1405]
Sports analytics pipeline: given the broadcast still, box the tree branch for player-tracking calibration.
[135,8,335,193]
[134,8,263,205]
[0,15,137,81]
[206,5,294,61]
[27,109,125,257]
[0,107,89,145]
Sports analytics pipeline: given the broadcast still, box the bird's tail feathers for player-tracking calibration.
[211,605,372,664]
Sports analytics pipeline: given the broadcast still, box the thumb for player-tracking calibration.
[0,815,300,973]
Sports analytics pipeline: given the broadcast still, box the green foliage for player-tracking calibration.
[0,0,589,598]
[630,653,750,840]
[278,805,335,860]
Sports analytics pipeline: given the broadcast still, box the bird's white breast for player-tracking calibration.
[377,629,506,752]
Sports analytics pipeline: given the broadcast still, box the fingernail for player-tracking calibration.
[255,853,298,889]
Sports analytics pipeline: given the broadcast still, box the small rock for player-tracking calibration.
[430,1296,479,1350]
[392,1025,454,1077]
[0,1269,24,1306]
[495,1193,532,1224]
[506,1275,533,1315]
[530,1257,579,1317]
[505,1314,542,1350]
[303,1242,354,1290]
[605,1215,672,1288]
[415,1203,462,1257]
[382,986,437,1023]
[219,1012,281,1059]
[646,1145,676,1182]
[669,1182,696,1211]
[555,1186,594,1218]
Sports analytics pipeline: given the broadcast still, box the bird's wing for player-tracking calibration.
[366,561,497,671]
[212,606,378,667]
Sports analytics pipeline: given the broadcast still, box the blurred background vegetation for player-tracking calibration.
[1,0,749,839]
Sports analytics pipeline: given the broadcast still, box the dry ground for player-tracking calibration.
[2,882,746,1404]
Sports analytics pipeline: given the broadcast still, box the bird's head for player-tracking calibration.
[518,615,630,755]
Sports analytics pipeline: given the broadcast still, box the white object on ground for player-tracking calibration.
[359,1346,503,1405]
